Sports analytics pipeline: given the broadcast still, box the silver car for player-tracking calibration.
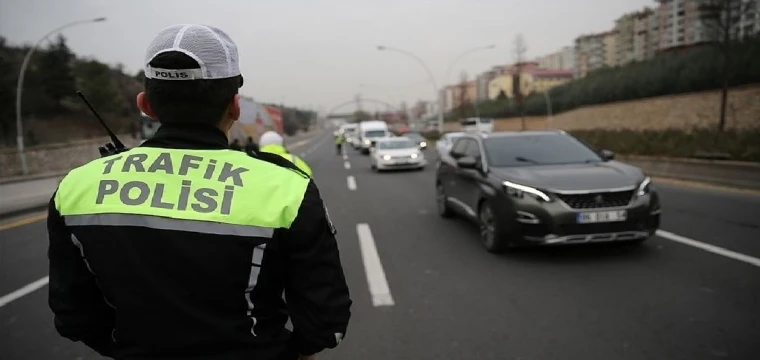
[370,137,427,172]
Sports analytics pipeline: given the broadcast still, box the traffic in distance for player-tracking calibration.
[334,117,659,253]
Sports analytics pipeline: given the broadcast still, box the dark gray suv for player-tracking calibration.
[435,131,661,253]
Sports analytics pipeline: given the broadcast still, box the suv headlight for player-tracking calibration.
[636,177,652,197]
[410,153,418,159]
[364,139,371,145]
[382,155,391,160]
[420,141,427,147]
[503,180,552,202]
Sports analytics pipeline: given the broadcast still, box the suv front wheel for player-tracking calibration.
[478,200,511,253]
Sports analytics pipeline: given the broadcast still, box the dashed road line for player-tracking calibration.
[656,230,760,268]
[344,161,351,170]
[356,224,394,307]
[0,276,49,308]
[347,176,357,191]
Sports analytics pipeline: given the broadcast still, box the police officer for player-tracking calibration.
[334,132,345,155]
[259,131,313,177]
[230,138,243,151]
[47,24,351,360]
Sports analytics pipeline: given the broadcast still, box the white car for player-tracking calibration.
[370,137,426,171]
[435,131,465,158]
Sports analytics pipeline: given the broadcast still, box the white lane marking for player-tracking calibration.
[356,224,394,307]
[344,161,351,170]
[342,154,348,160]
[0,276,49,308]
[347,176,357,191]
[656,230,760,268]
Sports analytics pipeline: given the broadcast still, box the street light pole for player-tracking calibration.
[15,17,106,175]
[444,45,496,85]
[444,45,495,121]
[377,45,443,132]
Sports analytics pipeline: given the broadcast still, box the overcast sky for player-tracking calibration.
[1,0,652,112]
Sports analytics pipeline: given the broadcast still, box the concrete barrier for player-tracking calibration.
[618,155,760,190]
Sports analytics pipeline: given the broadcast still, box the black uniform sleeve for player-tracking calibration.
[284,180,352,356]
[47,193,116,357]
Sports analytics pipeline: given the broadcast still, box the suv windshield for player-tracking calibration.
[483,134,602,167]
[378,140,416,149]
[404,133,423,141]
[364,130,387,138]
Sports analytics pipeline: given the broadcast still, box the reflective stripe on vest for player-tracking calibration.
[55,148,310,231]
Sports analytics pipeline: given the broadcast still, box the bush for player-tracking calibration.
[571,128,760,162]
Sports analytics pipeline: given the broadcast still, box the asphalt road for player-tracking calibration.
[2,130,759,360]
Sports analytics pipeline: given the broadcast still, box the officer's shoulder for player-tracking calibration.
[243,151,310,179]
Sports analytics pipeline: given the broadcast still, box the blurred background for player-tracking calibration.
[1,1,759,360]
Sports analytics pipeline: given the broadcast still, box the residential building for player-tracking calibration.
[439,86,456,112]
[616,8,657,66]
[451,81,477,109]
[650,0,759,51]
[634,8,657,61]
[574,31,617,78]
[487,62,573,100]
[411,100,438,119]
[476,70,497,102]
[735,0,760,39]
[538,46,576,70]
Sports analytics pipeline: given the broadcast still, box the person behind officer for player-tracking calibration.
[245,136,259,156]
[259,131,313,177]
[47,24,351,360]
[334,132,344,155]
[230,137,242,151]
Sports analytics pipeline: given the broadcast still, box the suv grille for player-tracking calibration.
[556,190,634,209]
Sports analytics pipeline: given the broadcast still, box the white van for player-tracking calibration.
[460,117,494,133]
[339,123,359,147]
[357,120,390,154]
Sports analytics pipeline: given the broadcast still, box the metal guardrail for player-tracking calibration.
[619,155,760,191]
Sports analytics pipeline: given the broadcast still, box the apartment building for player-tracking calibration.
[537,46,576,70]
[487,62,573,99]
[651,0,759,50]
[439,86,456,113]
[615,8,657,66]
[574,31,617,78]
[476,69,498,102]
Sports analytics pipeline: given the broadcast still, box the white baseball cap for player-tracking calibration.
[259,131,284,147]
[144,24,241,81]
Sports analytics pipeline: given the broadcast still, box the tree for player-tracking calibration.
[73,60,124,113]
[513,33,528,130]
[700,0,756,131]
[38,34,76,112]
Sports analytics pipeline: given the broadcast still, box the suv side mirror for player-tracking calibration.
[456,156,478,169]
[600,149,615,161]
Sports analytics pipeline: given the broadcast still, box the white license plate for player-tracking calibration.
[576,210,627,224]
